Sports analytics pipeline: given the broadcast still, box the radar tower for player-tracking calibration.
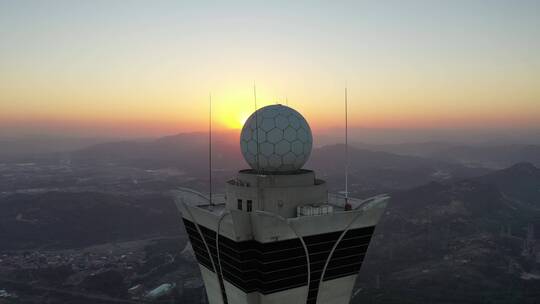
[174,96,388,304]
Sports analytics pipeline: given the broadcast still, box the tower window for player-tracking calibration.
[247,200,253,212]
[237,199,242,210]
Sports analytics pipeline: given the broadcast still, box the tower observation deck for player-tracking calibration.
[174,104,388,304]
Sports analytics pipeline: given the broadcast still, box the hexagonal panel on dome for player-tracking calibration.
[248,117,258,130]
[258,155,269,168]
[240,104,312,173]
[283,127,297,142]
[278,106,293,116]
[244,151,256,164]
[299,118,310,131]
[241,128,252,141]
[247,140,258,155]
[260,142,274,157]
[262,107,279,118]
[294,155,306,168]
[267,128,283,144]
[240,141,248,155]
[303,142,312,154]
[297,128,308,142]
[268,154,282,168]
[291,141,304,156]
[255,129,266,142]
[275,140,291,155]
[283,152,296,164]
[261,118,275,132]
[275,115,289,129]
[288,116,300,129]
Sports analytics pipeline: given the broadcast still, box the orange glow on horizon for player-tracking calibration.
[2,99,540,139]
[1,1,540,138]
[1,76,539,137]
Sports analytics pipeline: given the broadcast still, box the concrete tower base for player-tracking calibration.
[174,170,388,304]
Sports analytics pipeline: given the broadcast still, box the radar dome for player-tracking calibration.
[240,104,313,173]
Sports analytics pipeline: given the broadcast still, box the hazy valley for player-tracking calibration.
[1,134,539,303]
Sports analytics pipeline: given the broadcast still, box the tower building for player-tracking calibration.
[174,104,388,304]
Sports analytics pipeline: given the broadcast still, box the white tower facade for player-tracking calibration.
[174,105,387,304]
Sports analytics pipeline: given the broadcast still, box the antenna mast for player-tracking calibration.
[344,87,351,210]
[254,83,260,173]
[209,92,213,205]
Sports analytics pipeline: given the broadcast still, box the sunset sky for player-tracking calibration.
[1,0,539,138]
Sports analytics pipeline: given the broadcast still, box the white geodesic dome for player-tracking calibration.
[240,104,313,173]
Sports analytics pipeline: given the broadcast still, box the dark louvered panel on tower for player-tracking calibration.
[184,218,375,299]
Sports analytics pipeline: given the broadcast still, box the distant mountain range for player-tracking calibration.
[0,136,107,159]
[355,162,540,303]
[308,144,490,193]
[353,142,540,169]
[432,145,540,169]
[66,134,493,193]
[71,133,540,170]
[3,132,540,171]
[72,132,244,178]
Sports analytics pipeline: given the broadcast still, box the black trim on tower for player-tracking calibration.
[183,218,375,300]
[184,219,229,303]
